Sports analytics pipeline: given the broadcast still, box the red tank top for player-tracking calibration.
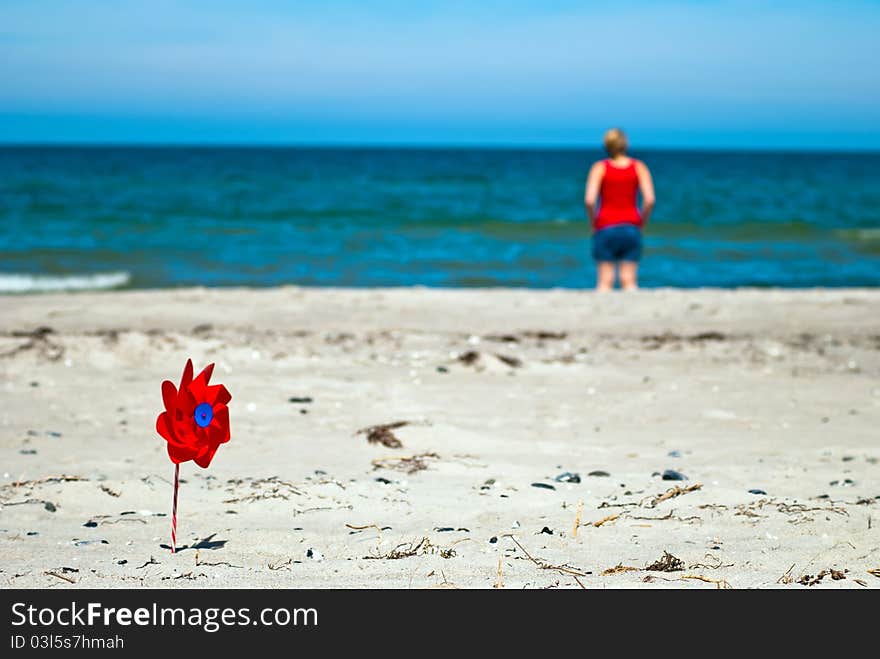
[595,159,641,230]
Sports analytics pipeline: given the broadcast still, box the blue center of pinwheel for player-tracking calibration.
[194,403,213,428]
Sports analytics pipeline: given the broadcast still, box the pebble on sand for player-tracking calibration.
[661,469,688,481]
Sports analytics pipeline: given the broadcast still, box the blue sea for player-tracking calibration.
[1,146,879,292]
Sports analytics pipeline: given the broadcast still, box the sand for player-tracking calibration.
[1,287,878,589]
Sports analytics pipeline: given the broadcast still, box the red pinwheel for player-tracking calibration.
[156,359,231,553]
[156,359,231,468]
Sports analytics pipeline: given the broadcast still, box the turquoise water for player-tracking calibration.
[1,146,879,291]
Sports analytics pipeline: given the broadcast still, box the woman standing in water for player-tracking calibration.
[584,128,655,291]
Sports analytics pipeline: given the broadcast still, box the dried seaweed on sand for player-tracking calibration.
[357,421,410,448]
[646,551,684,572]
[372,452,440,474]
[523,330,567,340]
[366,537,455,560]
[222,476,303,503]
[602,564,640,576]
[494,353,523,368]
[798,568,847,586]
[457,351,480,365]
[2,326,64,361]
[645,483,702,508]
[1,475,87,493]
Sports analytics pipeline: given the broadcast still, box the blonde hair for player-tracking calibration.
[603,128,628,157]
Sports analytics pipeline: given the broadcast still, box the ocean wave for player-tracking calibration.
[0,271,131,293]
[840,228,880,242]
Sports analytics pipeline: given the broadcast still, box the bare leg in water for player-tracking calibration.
[619,261,639,290]
[596,262,616,291]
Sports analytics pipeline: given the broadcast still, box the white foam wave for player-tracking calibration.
[852,228,880,241]
[0,271,131,293]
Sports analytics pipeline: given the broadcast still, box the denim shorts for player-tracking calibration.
[592,224,642,262]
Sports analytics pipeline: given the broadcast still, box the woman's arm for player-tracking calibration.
[635,161,655,224]
[584,161,604,225]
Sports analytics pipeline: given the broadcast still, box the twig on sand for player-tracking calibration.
[494,558,503,589]
[506,536,590,578]
[645,484,702,508]
[427,571,459,589]
[777,564,796,584]
[598,500,639,509]
[356,421,410,449]
[345,523,386,543]
[345,523,384,533]
[590,513,620,528]
[99,517,147,525]
[628,510,702,524]
[631,510,675,521]
[44,570,75,584]
[195,551,242,568]
[268,558,293,571]
[867,568,880,578]
[3,475,86,491]
[680,574,732,589]
[572,500,583,538]
[689,554,733,570]
[1,498,58,511]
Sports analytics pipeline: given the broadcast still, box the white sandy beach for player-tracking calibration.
[1,287,878,588]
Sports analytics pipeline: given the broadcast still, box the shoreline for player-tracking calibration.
[3,285,879,334]
[1,287,878,588]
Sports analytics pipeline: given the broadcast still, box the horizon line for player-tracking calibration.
[1,141,879,155]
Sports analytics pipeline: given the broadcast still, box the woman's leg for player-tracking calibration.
[596,262,616,291]
[619,261,638,290]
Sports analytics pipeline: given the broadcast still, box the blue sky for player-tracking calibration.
[1,0,878,149]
